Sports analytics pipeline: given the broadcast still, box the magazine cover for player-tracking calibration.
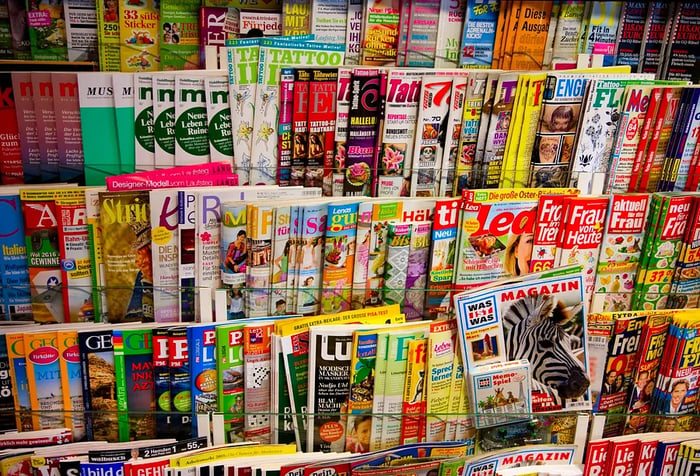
[6,332,32,431]
[174,75,211,166]
[343,68,383,197]
[167,326,191,440]
[426,198,460,319]
[278,68,294,186]
[425,319,457,442]
[633,194,693,310]
[295,202,327,316]
[455,266,591,412]
[113,327,156,441]
[454,72,488,195]
[216,322,245,443]
[153,74,176,170]
[0,190,32,321]
[350,202,372,310]
[613,2,646,71]
[309,0,346,44]
[550,1,585,64]
[51,72,85,184]
[404,0,440,67]
[607,84,657,193]
[332,67,352,196]
[469,359,531,429]
[246,204,274,317]
[305,68,338,194]
[410,75,454,197]
[243,322,273,443]
[459,0,499,68]
[368,329,389,451]
[379,326,428,449]
[159,0,200,70]
[226,38,260,185]
[669,197,700,308]
[26,0,68,61]
[269,204,291,316]
[403,221,431,321]
[591,193,651,313]
[399,337,427,444]
[377,69,423,197]
[638,2,672,75]
[439,76,467,196]
[528,193,575,274]
[188,322,218,436]
[510,1,553,70]
[578,1,622,66]
[480,73,519,188]
[56,329,84,441]
[360,0,400,66]
[118,0,159,72]
[23,330,64,430]
[281,0,310,35]
[112,73,135,174]
[661,3,700,83]
[345,328,382,453]
[290,68,310,187]
[21,188,71,323]
[31,72,60,183]
[555,196,609,308]
[149,189,180,323]
[470,72,499,189]
[0,74,23,185]
[454,188,572,291]
[62,0,97,63]
[99,190,153,323]
[55,192,94,323]
[434,0,466,68]
[344,0,362,65]
[85,188,107,322]
[152,327,171,438]
[205,75,234,165]
[11,72,41,184]
[78,328,118,442]
[221,202,247,319]
[569,78,631,192]
[528,73,586,188]
[306,325,355,453]
[322,202,359,314]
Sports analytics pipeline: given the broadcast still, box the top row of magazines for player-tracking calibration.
[1,0,698,79]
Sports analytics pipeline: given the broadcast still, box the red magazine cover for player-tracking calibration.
[0,73,24,184]
[305,68,338,196]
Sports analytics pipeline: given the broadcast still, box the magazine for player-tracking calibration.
[455,265,591,412]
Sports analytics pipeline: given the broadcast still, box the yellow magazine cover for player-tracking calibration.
[119,0,160,72]
[513,73,547,188]
[6,332,32,432]
[96,0,121,71]
[500,0,521,70]
[510,1,554,70]
[425,320,457,443]
[23,330,64,431]
[400,337,427,445]
[57,329,85,441]
[499,74,528,187]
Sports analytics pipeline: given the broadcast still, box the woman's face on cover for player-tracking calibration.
[672,382,688,406]
[515,232,534,275]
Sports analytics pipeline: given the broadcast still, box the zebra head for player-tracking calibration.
[502,294,589,401]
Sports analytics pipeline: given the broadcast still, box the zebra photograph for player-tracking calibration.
[502,293,590,411]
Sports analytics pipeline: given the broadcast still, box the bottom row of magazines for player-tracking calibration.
[6,428,700,476]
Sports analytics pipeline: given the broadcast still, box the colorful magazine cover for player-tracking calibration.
[459,0,499,68]
[322,202,359,314]
[290,68,311,187]
[149,189,180,323]
[377,69,423,198]
[113,327,156,441]
[153,74,176,170]
[591,193,651,313]
[305,68,338,195]
[399,337,427,444]
[295,202,327,316]
[455,266,591,412]
[343,68,383,197]
[243,322,273,443]
[454,71,488,195]
[426,198,460,319]
[410,75,454,197]
[216,322,245,443]
[0,190,32,321]
[31,72,60,183]
[99,190,152,323]
[188,322,219,435]
[469,359,531,429]
[425,319,457,441]
[360,0,400,66]
[403,221,431,321]
[434,0,466,68]
[332,67,352,196]
[23,330,64,430]
[118,0,159,72]
[480,73,519,188]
